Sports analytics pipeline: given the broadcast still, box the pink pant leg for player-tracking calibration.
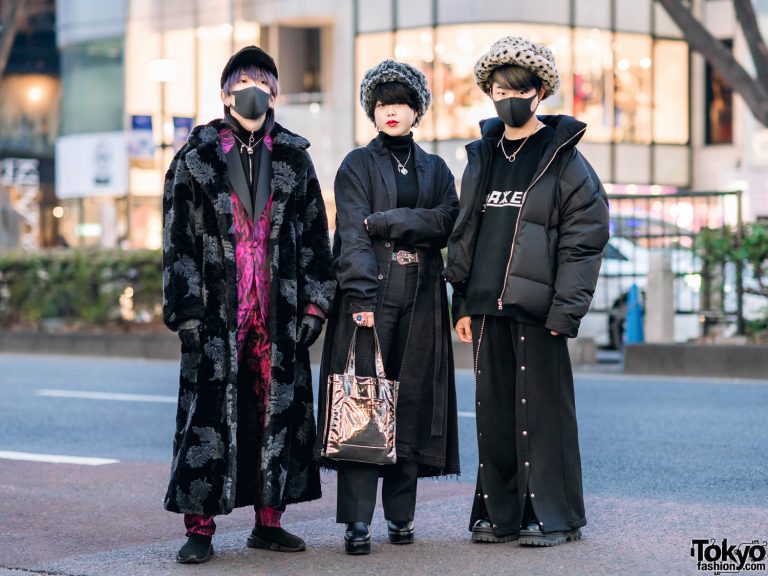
[184,514,216,537]
[255,507,284,528]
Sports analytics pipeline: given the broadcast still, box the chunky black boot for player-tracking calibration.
[470,519,518,543]
[518,520,582,547]
[176,534,213,564]
[246,526,306,552]
[344,522,371,555]
[387,520,415,544]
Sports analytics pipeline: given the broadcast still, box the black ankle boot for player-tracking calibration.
[344,522,371,555]
[176,534,213,564]
[247,526,306,552]
[387,519,415,544]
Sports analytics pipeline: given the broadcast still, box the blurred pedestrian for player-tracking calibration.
[316,59,460,555]
[162,45,335,564]
[443,36,609,546]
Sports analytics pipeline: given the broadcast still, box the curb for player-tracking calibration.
[625,342,768,379]
[0,330,179,360]
[0,330,599,371]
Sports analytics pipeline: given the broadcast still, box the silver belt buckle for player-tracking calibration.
[394,250,416,265]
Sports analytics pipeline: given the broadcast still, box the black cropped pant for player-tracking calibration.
[336,262,419,524]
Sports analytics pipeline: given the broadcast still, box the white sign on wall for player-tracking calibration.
[56,132,129,199]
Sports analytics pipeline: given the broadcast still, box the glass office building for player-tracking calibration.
[354,0,690,189]
[59,0,768,249]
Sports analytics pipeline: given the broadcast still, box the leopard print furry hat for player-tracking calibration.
[474,36,560,99]
[359,59,432,124]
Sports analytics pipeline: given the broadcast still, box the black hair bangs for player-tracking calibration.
[490,65,543,93]
[368,81,420,116]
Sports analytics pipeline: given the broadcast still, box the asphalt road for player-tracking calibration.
[1,353,767,576]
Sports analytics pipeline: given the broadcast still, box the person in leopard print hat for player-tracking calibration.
[444,36,609,547]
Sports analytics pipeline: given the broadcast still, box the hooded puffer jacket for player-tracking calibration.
[443,115,610,338]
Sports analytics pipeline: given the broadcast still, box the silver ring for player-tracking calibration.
[354,313,364,325]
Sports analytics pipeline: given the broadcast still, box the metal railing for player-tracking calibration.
[593,190,744,346]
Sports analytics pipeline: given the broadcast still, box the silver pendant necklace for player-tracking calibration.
[232,132,263,156]
[390,148,412,175]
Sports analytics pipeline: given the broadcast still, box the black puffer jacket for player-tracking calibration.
[443,115,609,338]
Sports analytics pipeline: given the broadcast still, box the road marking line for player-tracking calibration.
[0,450,119,466]
[458,411,476,419]
[36,389,176,403]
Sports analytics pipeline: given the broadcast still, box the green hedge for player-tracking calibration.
[0,249,163,329]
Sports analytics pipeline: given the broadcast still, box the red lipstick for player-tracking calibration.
[386,120,399,127]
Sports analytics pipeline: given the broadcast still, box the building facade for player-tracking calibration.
[52,0,767,249]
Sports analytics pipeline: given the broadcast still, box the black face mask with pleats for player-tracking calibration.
[230,86,271,120]
[494,94,538,128]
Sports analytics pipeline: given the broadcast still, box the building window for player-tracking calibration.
[394,28,436,140]
[705,40,733,145]
[432,23,570,141]
[654,40,689,144]
[355,32,394,144]
[61,39,124,135]
[573,28,613,142]
[613,33,652,143]
[278,26,323,98]
[354,24,688,148]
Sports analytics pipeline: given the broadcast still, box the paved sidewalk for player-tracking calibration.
[4,473,765,576]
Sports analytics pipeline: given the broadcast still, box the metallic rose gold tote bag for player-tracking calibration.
[322,327,399,465]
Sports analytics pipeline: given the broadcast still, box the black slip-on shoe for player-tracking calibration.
[387,520,415,544]
[246,526,306,552]
[344,522,371,555]
[176,534,214,564]
[518,521,582,547]
[470,519,518,543]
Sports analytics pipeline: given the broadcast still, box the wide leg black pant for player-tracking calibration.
[336,263,419,524]
[468,315,585,537]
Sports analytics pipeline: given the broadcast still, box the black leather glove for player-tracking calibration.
[178,324,202,352]
[296,315,324,347]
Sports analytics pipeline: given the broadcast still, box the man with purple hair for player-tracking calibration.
[162,45,335,563]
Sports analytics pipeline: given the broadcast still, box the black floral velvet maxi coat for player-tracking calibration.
[315,137,461,477]
[162,119,335,516]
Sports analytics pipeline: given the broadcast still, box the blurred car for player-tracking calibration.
[579,236,702,348]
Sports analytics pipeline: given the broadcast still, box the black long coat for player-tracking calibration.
[314,137,461,477]
[162,120,335,516]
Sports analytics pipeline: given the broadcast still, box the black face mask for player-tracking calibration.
[230,86,271,120]
[494,94,538,128]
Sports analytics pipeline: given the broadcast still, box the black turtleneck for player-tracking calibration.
[378,131,418,252]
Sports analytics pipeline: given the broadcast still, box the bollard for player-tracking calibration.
[624,284,644,344]
[645,251,674,342]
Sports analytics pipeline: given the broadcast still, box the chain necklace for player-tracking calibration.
[232,131,264,156]
[390,147,412,175]
[497,123,544,163]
